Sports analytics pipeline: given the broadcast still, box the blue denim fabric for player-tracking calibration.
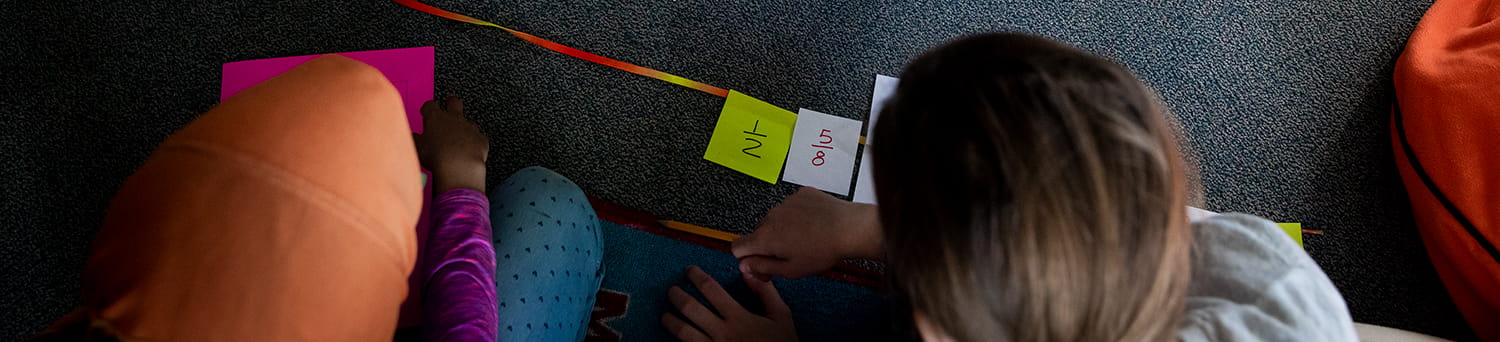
[490,167,603,341]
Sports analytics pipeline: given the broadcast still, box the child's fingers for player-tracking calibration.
[420,99,441,116]
[737,261,771,282]
[730,231,768,259]
[739,255,805,279]
[667,286,724,335]
[686,266,746,318]
[732,228,791,261]
[444,95,463,114]
[660,312,712,342]
[743,271,792,320]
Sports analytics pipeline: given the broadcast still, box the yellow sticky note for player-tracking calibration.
[1278,223,1303,247]
[704,91,797,183]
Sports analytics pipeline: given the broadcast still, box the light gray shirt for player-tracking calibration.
[1177,213,1358,341]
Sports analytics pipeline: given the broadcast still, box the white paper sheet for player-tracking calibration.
[783,108,862,195]
[853,75,899,204]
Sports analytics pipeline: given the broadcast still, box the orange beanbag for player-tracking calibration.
[1392,0,1500,340]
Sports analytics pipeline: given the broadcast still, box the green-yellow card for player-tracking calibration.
[1278,223,1303,247]
[703,91,797,183]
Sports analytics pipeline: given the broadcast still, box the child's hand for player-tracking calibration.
[661,266,797,342]
[414,95,490,194]
[732,187,882,280]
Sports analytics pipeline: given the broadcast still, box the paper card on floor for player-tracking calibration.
[1278,223,1304,247]
[221,46,435,133]
[704,91,797,183]
[783,109,862,195]
[852,75,899,204]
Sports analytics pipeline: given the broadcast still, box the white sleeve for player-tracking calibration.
[1177,214,1358,342]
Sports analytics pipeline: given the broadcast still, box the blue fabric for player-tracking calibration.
[486,166,892,341]
[596,220,896,341]
[485,166,892,341]
[489,166,603,341]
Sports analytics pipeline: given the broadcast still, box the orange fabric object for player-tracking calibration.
[1393,0,1500,340]
[76,55,422,340]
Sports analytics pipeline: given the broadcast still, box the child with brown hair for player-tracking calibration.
[665,33,1357,341]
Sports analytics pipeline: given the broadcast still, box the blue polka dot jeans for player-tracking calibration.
[489,167,603,341]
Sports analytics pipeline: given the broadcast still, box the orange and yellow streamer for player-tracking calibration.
[393,0,731,98]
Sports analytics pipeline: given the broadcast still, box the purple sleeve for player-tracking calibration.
[421,189,497,341]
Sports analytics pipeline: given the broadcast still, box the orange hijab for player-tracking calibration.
[44,55,422,340]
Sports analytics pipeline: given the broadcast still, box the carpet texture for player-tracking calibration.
[0,0,1475,339]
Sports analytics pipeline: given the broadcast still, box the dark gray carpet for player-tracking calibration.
[1,0,1475,340]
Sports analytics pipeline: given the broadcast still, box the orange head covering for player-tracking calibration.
[52,55,422,340]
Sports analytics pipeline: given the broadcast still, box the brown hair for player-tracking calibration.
[871,33,1191,341]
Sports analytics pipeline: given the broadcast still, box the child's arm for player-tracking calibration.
[413,96,499,340]
[731,187,883,280]
[421,189,496,341]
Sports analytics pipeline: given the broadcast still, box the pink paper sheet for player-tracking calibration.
[221,46,435,133]
[221,47,436,327]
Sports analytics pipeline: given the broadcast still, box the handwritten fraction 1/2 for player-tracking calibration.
[742,120,766,158]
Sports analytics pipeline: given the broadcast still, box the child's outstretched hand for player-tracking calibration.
[732,187,882,280]
[414,95,490,193]
[661,266,797,342]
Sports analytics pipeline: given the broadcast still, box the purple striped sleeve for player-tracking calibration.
[421,188,497,341]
